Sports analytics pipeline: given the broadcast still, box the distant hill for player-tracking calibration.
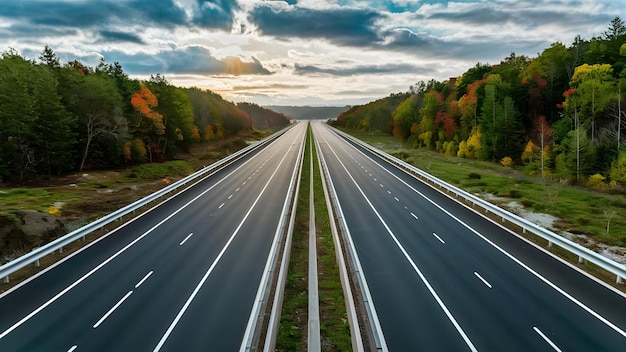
[237,102,291,130]
[264,105,351,120]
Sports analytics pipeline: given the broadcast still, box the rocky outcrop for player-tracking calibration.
[0,211,65,257]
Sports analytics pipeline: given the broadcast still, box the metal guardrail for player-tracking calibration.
[316,125,388,351]
[334,128,626,286]
[1,127,292,284]
[314,124,365,351]
[241,123,306,351]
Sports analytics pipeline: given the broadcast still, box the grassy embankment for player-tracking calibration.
[276,125,351,351]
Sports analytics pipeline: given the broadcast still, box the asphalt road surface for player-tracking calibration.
[0,122,307,351]
[312,121,626,352]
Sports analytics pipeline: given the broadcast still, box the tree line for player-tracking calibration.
[332,17,626,187]
[0,46,289,184]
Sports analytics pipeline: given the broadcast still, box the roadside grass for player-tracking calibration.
[276,132,309,352]
[311,132,351,351]
[128,160,193,180]
[0,188,80,213]
[344,129,626,248]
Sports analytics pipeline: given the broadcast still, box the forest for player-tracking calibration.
[0,47,290,184]
[332,17,626,189]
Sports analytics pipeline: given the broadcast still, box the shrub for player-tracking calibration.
[500,156,514,167]
[468,172,481,179]
[587,173,606,191]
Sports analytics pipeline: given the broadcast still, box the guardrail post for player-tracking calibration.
[58,247,63,254]
[3,276,8,283]
[547,241,553,248]
[35,259,40,267]
[578,256,584,264]
[618,276,624,285]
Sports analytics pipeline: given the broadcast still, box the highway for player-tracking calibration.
[312,121,626,351]
[0,122,307,351]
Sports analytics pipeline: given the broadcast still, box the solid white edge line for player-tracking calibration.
[135,271,154,289]
[261,125,306,352]
[0,132,279,340]
[313,122,365,351]
[533,326,563,352]
[179,233,194,246]
[93,290,133,329]
[394,197,399,202]
[433,233,446,244]
[219,203,225,209]
[228,194,233,199]
[473,272,492,289]
[154,128,298,352]
[411,213,419,220]
[67,345,77,352]
[320,127,480,352]
[340,130,626,339]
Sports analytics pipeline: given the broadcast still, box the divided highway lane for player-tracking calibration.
[312,121,626,351]
[0,122,307,351]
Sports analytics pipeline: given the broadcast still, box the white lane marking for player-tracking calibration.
[369,173,373,176]
[67,346,77,352]
[321,137,478,352]
[433,233,445,244]
[533,326,563,352]
[219,203,225,209]
[243,181,247,185]
[235,188,240,192]
[387,190,391,194]
[93,290,133,328]
[346,139,626,339]
[404,206,408,210]
[374,178,377,181]
[394,197,399,202]
[0,135,277,340]
[474,272,492,289]
[153,134,296,352]
[135,271,154,288]
[248,176,252,179]
[379,183,384,187]
[411,212,418,220]
[179,233,194,246]
[228,194,233,199]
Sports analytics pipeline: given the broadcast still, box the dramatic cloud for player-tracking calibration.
[105,46,271,75]
[0,0,623,105]
[249,5,386,47]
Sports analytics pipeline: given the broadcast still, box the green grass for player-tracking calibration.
[345,128,626,248]
[127,160,193,180]
[0,188,79,213]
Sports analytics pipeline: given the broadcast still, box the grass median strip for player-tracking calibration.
[276,124,351,351]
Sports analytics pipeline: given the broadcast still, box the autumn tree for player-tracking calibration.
[392,94,421,140]
[131,86,165,162]
[529,115,554,179]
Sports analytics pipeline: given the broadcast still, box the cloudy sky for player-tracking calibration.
[0,0,624,106]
